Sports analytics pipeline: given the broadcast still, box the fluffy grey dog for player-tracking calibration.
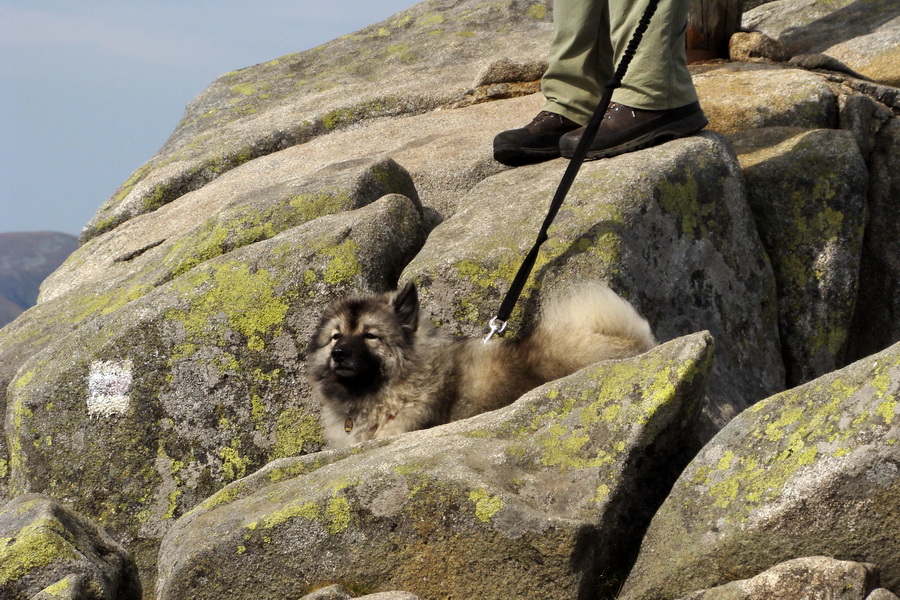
[308,281,656,448]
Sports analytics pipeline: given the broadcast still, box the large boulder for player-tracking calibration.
[4,194,425,590]
[403,132,782,444]
[849,118,900,361]
[80,0,556,242]
[674,556,881,600]
[156,332,713,600]
[0,494,141,600]
[618,340,900,600]
[743,0,900,86]
[730,127,868,386]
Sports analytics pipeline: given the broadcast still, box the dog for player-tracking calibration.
[307,281,656,448]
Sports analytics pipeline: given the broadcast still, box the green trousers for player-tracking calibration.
[542,0,699,124]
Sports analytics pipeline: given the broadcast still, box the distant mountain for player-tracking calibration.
[0,231,78,328]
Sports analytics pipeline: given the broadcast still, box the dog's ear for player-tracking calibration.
[392,281,419,331]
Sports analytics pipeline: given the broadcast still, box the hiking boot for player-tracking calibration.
[559,101,708,160]
[493,111,582,166]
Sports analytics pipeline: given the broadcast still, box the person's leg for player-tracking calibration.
[559,0,707,159]
[609,0,697,109]
[492,0,609,166]
[494,0,707,165]
[541,0,612,125]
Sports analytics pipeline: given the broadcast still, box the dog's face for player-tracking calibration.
[308,282,420,398]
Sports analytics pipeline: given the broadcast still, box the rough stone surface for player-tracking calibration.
[728,31,790,63]
[693,63,838,135]
[39,157,421,306]
[4,195,426,591]
[156,333,713,600]
[869,589,900,600]
[675,556,880,600]
[743,0,900,86]
[839,93,894,159]
[0,494,141,600]
[849,118,900,362]
[1,0,899,596]
[79,0,556,242]
[403,132,782,444]
[618,340,900,600]
[730,127,868,386]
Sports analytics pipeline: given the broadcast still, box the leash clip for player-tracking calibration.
[483,317,508,343]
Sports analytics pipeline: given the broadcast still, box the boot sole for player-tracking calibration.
[494,144,562,166]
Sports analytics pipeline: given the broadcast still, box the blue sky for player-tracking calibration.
[0,1,415,236]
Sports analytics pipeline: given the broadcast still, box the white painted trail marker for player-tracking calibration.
[87,360,133,417]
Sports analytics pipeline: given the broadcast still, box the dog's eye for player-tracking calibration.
[363,332,380,341]
[331,333,342,341]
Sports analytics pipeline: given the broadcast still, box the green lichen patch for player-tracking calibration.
[468,488,504,522]
[36,575,76,597]
[243,485,354,538]
[219,439,251,483]
[321,97,405,131]
[319,238,364,285]
[167,260,290,357]
[657,166,732,244]
[273,409,325,459]
[496,342,712,478]
[526,3,548,20]
[691,350,900,522]
[0,517,77,585]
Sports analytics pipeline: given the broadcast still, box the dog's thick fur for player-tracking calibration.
[308,282,656,448]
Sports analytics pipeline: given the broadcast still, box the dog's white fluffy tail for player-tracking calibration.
[527,282,657,381]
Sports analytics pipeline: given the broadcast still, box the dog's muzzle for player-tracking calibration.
[329,345,356,376]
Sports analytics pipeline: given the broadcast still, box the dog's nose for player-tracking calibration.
[331,346,347,363]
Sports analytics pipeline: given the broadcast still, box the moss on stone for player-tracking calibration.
[468,488,503,522]
[62,282,154,326]
[320,238,363,285]
[219,439,251,482]
[230,83,258,96]
[289,189,354,223]
[37,576,75,597]
[257,501,321,530]
[526,3,548,20]
[273,409,324,459]
[504,345,711,475]
[700,353,899,521]
[14,370,35,390]
[657,167,730,243]
[111,163,153,204]
[320,98,401,131]
[325,494,352,534]
[198,481,248,513]
[0,517,77,585]
[167,260,290,358]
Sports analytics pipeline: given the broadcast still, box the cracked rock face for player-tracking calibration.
[618,341,900,600]
[1,0,899,595]
[742,0,900,87]
[0,494,142,600]
[156,333,713,600]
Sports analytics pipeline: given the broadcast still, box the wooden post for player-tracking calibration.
[687,0,744,62]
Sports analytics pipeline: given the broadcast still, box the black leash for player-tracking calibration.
[484,0,662,342]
